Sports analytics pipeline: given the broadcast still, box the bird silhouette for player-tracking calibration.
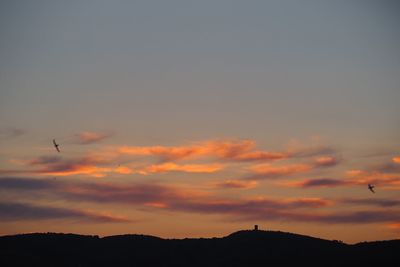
[53,139,60,152]
[368,184,375,193]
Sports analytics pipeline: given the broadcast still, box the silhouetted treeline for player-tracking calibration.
[0,230,398,266]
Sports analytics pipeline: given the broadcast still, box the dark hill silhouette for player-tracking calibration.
[0,230,398,266]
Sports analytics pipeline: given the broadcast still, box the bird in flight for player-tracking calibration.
[53,139,60,152]
[368,184,375,193]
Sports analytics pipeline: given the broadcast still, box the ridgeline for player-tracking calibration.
[1,229,398,266]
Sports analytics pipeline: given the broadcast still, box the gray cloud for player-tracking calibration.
[340,198,400,207]
[238,209,400,224]
[0,128,25,140]
[72,131,113,145]
[2,177,400,225]
[0,176,57,190]
[0,202,129,223]
[289,146,336,158]
[295,178,350,188]
[372,163,400,173]
[27,155,110,174]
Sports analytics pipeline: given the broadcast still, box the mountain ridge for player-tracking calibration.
[1,230,398,266]
[2,229,397,244]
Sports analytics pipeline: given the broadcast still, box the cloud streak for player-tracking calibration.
[213,180,259,189]
[0,202,129,223]
[237,209,400,224]
[143,162,224,174]
[73,131,113,145]
[282,175,400,189]
[247,163,313,180]
[0,127,25,140]
[28,155,113,177]
[282,157,400,189]
[339,198,400,207]
[3,138,340,178]
[119,140,290,162]
[314,156,339,167]
[7,146,228,177]
[3,177,399,226]
[0,176,56,190]
[281,178,353,188]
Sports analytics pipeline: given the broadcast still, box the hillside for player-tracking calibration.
[0,230,398,266]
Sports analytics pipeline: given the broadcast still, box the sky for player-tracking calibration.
[0,0,399,243]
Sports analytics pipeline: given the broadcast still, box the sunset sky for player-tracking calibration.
[0,0,399,243]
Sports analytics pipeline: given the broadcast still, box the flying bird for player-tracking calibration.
[53,139,60,152]
[368,184,375,193]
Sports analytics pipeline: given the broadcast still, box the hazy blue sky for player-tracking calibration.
[0,1,399,242]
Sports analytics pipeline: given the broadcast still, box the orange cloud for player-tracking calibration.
[342,169,400,190]
[206,140,255,159]
[114,166,134,174]
[145,202,168,208]
[119,139,287,162]
[27,155,116,178]
[388,223,400,229]
[12,138,338,179]
[314,156,338,167]
[23,151,226,177]
[346,170,364,177]
[233,151,287,161]
[393,156,400,164]
[44,166,112,178]
[144,162,224,174]
[119,145,207,161]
